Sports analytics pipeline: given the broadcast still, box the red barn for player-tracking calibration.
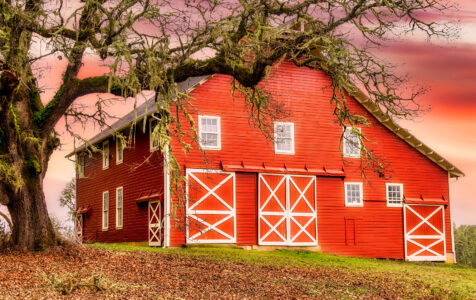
[71,59,463,262]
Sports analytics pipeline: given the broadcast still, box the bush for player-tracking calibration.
[454,225,476,267]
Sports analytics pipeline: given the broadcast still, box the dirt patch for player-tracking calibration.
[0,244,455,299]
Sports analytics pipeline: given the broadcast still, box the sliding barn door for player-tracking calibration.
[186,169,236,243]
[404,204,446,261]
[258,174,288,245]
[258,174,317,246]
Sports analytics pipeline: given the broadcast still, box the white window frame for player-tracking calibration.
[198,115,221,150]
[274,122,295,155]
[116,187,124,229]
[386,183,404,207]
[149,118,160,152]
[116,137,124,165]
[102,140,109,170]
[102,191,109,231]
[343,127,361,158]
[345,182,364,207]
[77,153,85,178]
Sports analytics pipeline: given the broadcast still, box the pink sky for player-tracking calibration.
[41,2,476,226]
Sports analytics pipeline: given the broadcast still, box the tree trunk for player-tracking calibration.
[7,175,58,250]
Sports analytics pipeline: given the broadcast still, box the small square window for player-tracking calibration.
[102,141,109,170]
[343,127,361,158]
[199,115,221,150]
[274,122,294,154]
[102,191,109,231]
[345,182,363,207]
[150,118,160,152]
[386,183,403,207]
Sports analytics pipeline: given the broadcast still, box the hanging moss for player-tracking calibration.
[24,155,41,174]
[0,160,22,192]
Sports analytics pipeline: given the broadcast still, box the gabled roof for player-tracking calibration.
[67,75,210,156]
[67,71,463,178]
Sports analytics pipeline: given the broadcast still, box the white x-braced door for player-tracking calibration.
[259,174,317,246]
[404,204,446,261]
[186,169,236,243]
[148,201,163,246]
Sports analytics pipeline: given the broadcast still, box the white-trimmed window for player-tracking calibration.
[386,183,403,207]
[102,140,109,169]
[102,191,109,230]
[274,122,294,154]
[116,187,123,229]
[198,115,221,150]
[116,137,124,165]
[77,153,85,178]
[150,118,160,152]
[343,127,361,158]
[345,182,363,207]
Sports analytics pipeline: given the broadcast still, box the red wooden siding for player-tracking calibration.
[166,59,452,257]
[76,126,164,243]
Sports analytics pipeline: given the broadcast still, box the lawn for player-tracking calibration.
[91,243,476,298]
[0,243,474,299]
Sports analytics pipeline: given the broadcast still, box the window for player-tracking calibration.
[343,127,361,158]
[102,191,109,230]
[274,122,294,154]
[386,183,403,207]
[116,187,123,229]
[102,140,109,169]
[116,137,124,165]
[77,153,85,178]
[198,115,221,150]
[345,182,363,207]
[150,118,160,152]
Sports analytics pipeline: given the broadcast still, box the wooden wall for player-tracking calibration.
[167,59,452,257]
[76,126,164,243]
[77,59,452,259]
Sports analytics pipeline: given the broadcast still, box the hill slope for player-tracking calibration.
[0,244,474,299]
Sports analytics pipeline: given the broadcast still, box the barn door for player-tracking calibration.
[75,214,83,243]
[148,201,163,247]
[404,204,446,261]
[258,174,317,246]
[186,169,236,243]
[259,174,287,245]
[288,175,317,246]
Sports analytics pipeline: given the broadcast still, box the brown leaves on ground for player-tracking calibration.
[0,244,454,299]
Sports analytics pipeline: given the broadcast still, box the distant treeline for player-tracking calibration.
[455,225,476,267]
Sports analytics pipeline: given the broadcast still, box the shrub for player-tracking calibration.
[454,225,476,267]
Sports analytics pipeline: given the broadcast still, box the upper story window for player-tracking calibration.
[116,137,124,165]
[116,187,123,229]
[102,141,109,170]
[274,122,294,154]
[343,127,361,158]
[199,115,221,150]
[345,182,363,207]
[386,183,403,207]
[102,191,109,231]
[77,153,85,178]
[150,118,160,152]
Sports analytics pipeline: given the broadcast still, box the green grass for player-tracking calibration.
[89,243,476,298]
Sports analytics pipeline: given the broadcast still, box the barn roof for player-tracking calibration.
[67,72,463,178]
[67,75,210,155]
